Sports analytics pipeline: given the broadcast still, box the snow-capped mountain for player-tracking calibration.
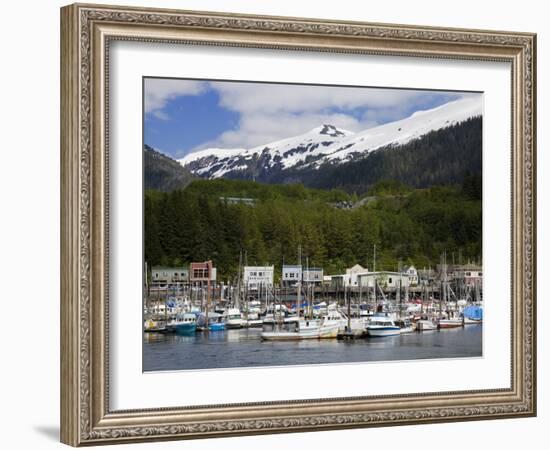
[179,124,354,179]
[179,97,482,180]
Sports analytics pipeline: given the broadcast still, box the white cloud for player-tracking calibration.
[194,111,376,151]
[213,82,430,114]
[144,78,470,153]
[144,78,207,118]
[190,82,461,151]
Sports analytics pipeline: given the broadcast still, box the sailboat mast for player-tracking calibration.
[297,245,302,319]
[205,260,212,334]
[306,256,310,319]
[236,250,242,310]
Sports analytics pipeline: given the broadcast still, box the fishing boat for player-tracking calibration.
[197,312,226,331]
[416,319,438,331]
[224,308,245,329]
[261,315,341,341]
[438,317,464,329]
[463,316,482,325]
[245,318,264,328]
[143,318,166,333]
[395,318,415,334]
[173,313,197,335]
[366,316,401,337]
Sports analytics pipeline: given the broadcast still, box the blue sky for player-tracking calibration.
[144,78,467,160]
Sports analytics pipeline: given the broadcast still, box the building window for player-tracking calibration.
[193,268,208,279]
[388,277,393,284]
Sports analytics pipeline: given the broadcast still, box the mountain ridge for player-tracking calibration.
[178,97,481,180]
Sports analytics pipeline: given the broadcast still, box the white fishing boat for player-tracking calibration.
[261,317,322,341]
[261,309,344,341]
[143,318,166,333]
[463,316,482,325]
[395,318,415,334]
[224,308,245,329]
[438,317,464,329]
[245,318,264,328]
[416,319,438,331]
[366,316,401,337]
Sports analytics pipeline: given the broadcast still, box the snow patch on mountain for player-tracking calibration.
[319,96,482,164]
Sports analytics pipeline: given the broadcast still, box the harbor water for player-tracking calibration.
[143,324,482,371]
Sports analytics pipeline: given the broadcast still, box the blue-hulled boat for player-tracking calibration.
[197,312,226,331]
[173,313,197,335]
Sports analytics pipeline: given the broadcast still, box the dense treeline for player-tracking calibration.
[145,178,481,282]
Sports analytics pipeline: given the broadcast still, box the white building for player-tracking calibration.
[151,266,189,284]
[282,265,302,284]
[345,264,369,287]
[302,267,324,284]
[243,265,274,290]
[328,264,369,288]
[358,271,410,289]
[403,265,419,285]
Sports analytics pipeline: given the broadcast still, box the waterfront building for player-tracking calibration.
[327,264,368,288]
[189,261,217,282]
[452,263,483,287]
[358,271,410,289]
[151,266,189,284]
[282,265,302,284]
[403,265,419,285]
[243,265,274,290]
[302,267,324,284]
[346,264,369,287]
[418,267,436,284]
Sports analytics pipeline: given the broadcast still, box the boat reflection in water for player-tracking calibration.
[143,324,483,371]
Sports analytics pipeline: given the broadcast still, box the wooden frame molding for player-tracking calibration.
[60,3,536,446]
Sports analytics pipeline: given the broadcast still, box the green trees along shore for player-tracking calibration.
[144,177,481,282]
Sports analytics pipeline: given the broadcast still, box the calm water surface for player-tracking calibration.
[143,325,482,371]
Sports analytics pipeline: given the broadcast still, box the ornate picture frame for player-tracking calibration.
[60,3,536,446]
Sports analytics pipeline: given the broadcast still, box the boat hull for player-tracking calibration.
[438,320,463,329]
[208,323,226,331]
[463,318,482,325]
[416,320,437,331]
[367,326,401,337]
[174,323,196,335]
[261,322,340,341]
[399,326,415,334]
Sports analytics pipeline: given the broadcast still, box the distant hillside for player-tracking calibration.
[144,145,195,191]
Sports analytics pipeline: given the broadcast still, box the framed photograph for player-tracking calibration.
[60,3,536,446]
